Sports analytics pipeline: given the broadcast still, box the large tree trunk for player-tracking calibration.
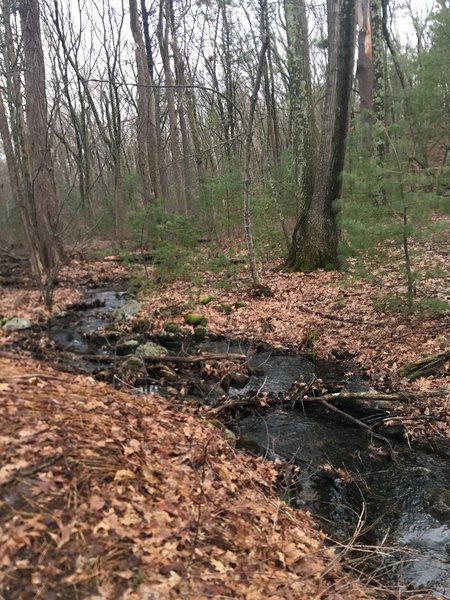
[284,0,317,265]
[288,0,356,271]
[158,0,187,213]
[19,0,64,290]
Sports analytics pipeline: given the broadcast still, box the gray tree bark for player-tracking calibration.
[19,0,64,296]
[288,0,356,271]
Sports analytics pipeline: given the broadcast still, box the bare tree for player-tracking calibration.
[0,0,64,303]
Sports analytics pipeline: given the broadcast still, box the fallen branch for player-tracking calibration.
[0,453,63,489]
[296,390,446,403]
[399,351,450,381]
[298,304,383,327]
[79,352,248,364]
[318,400,392,446]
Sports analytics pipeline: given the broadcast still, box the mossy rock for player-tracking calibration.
[199,296,214,305]
[164,321,181,334]
[216,303,232,315]
[206,420,236,447]
[116,339,140,356]
[193,325,207,340]
[236,436,261,454]
[184,313,207,327]
[136,342,169,358]
[132,318,151,334]
[234,301,246,309]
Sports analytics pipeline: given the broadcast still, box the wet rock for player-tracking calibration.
[230,372,251,388]
[423,487,450,523]
[136,342,169,358]
[3,317,33,332]
[207,419,236,447]
[221,371,251,391]
[114,298,141,320]
[237,436,261,454]
[116,340,140,356]
[184,313,207,327]
[155,331,180,346]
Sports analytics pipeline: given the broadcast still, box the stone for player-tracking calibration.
[3,317,32,332]
[116,340,140,356]
[229,371,251,389]
[164,322,181,334]
[199,296,214,305]
[136,342,169,358]
[114,299,141,320]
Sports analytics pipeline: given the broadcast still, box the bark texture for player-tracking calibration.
[288,0,356,271]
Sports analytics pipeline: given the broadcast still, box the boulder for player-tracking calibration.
[3,317,33,332]
[136,342,169,358]
[114,299,141,320]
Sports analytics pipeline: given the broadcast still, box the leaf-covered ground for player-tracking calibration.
[0,353,374,599]
[0,235,449,598]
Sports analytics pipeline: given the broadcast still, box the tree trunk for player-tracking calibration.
[356,0,374,152]
[19,0,64,293]
[158,0,187,213]
[288,0,356,271]
[130,0,159,204]
[284,0,317,266]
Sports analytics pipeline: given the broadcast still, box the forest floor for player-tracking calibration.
[0,234,449,599]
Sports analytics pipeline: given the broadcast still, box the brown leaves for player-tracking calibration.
[0,354,372,599]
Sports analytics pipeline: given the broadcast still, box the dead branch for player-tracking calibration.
[79,352,248,364]
[298,304,384,326]
[0,453,63,489]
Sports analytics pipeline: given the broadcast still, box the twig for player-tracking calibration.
[319,399,392,446]
[0,454,63,489]
[0,373,68,383]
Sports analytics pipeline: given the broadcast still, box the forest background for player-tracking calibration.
[0,0,449,315]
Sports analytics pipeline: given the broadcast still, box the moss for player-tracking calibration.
[303,327,322,348]
[216,303,232,315]
[132,318,152,334]
[184,313,207,327]
[199,296,214,305]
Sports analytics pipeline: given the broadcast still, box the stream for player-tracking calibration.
[23,288,450,597]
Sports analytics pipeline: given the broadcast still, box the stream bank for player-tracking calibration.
[9,287,450,598]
